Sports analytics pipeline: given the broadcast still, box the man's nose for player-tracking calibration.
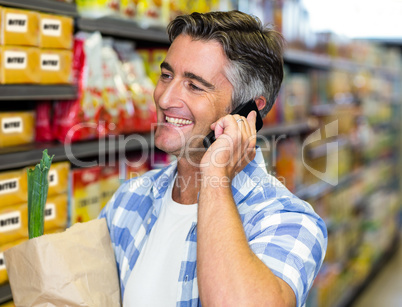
[157,80,184,109]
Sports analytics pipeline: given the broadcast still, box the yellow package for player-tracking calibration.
[100,165,120,209]
[120,0,137,19]
[0,46,40,84]
[39,49,72,84]
[39,13,73,50]
[47,161,70,196]
[0,111,35,147]
[44,193,68,232]
[44,227,65,235]
[0,169,27,208]
[136,49,152,79]
[0,204,28,246]
[70,167,101,225]
[150,48,167,84]
[1,7,39,46]
[0,301,15,307]
[0,238,27,285]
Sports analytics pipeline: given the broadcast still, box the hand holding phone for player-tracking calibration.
[203,100,263,148]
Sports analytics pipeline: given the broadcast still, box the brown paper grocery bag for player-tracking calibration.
[4,218,121,307]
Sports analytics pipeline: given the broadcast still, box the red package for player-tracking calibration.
[36,101,54,142]
[54,32,103,143]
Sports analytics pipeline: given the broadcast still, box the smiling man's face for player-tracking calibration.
[153,34,233,161]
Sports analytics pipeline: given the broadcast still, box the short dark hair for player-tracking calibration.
[167,10,285,118]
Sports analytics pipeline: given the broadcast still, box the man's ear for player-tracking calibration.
[255,96,267,111]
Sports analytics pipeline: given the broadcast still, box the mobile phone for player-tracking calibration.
[203,99,263,148]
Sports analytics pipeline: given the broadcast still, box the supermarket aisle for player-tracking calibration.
[353,238,402,307]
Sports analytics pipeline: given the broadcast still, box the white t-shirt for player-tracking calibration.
[123,178,198,306]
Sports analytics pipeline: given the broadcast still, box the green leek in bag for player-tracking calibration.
[27,150,54,239]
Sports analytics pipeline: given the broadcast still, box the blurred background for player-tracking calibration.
[0,0,401,306]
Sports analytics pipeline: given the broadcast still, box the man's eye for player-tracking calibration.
[189,83,202,91]
[160,73,171,80]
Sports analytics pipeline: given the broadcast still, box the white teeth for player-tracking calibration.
[165,116,193,126]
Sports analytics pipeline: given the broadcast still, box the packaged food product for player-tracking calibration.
[39,13,73,50]
[263,95,281,126]
[47,161,70,196]
[119,45,157,133]
[100,39,126,136]
[0,238,27,285]
[275,138,302,192]
[35,101,54,142]
[0,203,28,246]
[149,48,168,85]
[76,0,120,18]
[0,111,35,147]
[120,0,138,19]
[0,46,40,84]
[70,167,101,225]
[0,300,16,307]
[39,49,73,84]
[0,169,27,208]
[0,7,39,46]
[53,32,103,142]
[0,249,5,284]
[136,0,168,27]
[44,193,68,232]
[282,74,309,123]
[100,165,121,209]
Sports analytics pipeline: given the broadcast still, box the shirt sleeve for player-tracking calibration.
[247,197,328,307]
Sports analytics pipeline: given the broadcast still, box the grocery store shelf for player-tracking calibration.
[296,168,364,200]
[0,85,77,101]
[258,121,316,137]
[77,17,170,43]
[333,233,400,307]
[285,49,399,77]
[310,104,335,116]
[307,137,350,159]
[0,283,12,304]
[0,133,152,171]
[285,49,331,69]
[0,0,77,16]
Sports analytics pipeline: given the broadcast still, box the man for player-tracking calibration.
[100,10,327,307]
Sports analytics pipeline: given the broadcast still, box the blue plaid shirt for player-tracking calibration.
[100,148,327,307]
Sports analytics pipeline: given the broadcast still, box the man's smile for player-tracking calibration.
[164,115,194,127]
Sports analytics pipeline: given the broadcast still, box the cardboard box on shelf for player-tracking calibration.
[47,161,70,197]
[39,49,72,84]
[0,169,28,208]
[44,193,68,232]
[0,7,39,47]
[0,46,40,84]
[0,111,35,147]
[70,167,102,225]
[100,165,121,209]
[39,13,73,50]
[0,203,28,246]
